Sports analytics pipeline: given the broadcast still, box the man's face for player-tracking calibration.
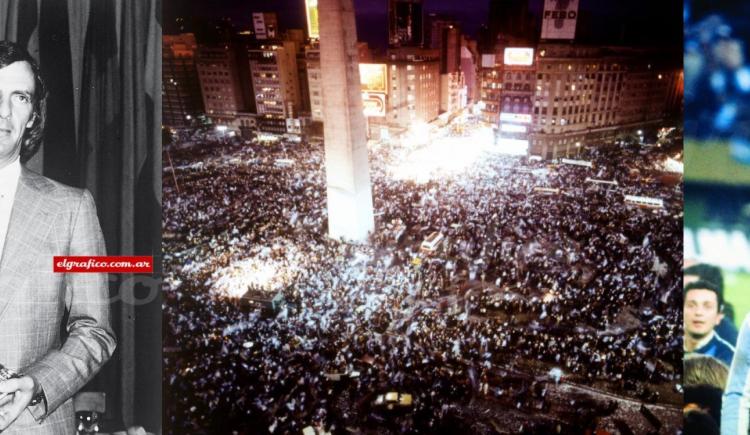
[0,61,35,167]
[684,289,723,339]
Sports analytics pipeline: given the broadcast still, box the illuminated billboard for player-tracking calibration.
[360,63,388,93]
[504,48,534,66]
[541,0,579,40]
[305,0,319,39]
[500,112,532,124]
[362,92,386,117]
[500,123,528,133]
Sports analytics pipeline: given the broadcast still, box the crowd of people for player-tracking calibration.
[163,127,683,434]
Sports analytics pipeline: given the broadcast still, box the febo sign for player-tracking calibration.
[362,92,386,117]
[545,10,577,19]
[541,0,579,40]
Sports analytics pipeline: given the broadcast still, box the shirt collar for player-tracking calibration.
[0,158,21,193]
[686,330,715,352]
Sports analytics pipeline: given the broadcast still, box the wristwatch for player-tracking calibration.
[0,364,45,407]
[29,391,45,407]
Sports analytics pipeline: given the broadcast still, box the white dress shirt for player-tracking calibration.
[0,158,21,258]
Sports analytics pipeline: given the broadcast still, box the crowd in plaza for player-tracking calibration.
[163,129,682,433]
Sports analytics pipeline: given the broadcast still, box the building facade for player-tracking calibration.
[461,36,480,104]
[479,42,683,159]
[388,0,423,47]
[363,49,440,139]
[440,71,466,114]
[196,43,245,124]
[529,44,681,158]
[306,45,323,122]
[247,41,302,132]
[163,34,203,127]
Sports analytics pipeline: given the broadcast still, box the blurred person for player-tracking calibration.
[722,314,750,434]
[685,263,738,344]
[685,384,724,430]
[685,408,720,435]
[684,280,735,366]
[684,354,730,390]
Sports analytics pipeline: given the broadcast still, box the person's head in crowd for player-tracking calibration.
[685,263,724,293]
[683,408,720,435]
[685,263,737,345]
[684,280,731,359]
[684,354,729,390]
[685,280,724,341]
[684,384,724,431]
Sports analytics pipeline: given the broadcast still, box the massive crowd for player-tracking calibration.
[163,127,682,434]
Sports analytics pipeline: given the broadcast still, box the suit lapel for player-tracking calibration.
[0,168,46,320]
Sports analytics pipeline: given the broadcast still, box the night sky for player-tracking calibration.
[163,0,682,50]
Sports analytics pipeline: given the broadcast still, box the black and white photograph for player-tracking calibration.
[0,0,161,434]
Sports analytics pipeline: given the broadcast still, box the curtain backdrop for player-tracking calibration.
[0,0,161,432]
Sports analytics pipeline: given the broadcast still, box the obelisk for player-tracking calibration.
[319,0,375,242]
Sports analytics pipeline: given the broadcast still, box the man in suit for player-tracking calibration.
[0,41,116,434]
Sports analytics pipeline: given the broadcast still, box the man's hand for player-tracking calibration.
[0,375,36,430]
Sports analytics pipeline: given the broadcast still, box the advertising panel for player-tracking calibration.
[360,63,388,93]
[305,0,319,39]
[499,112,532,124]
[362,92,386,117]
[481,54,496,68]
[504,48,534,66]
[286,118,302,134]
[541,0,579,40]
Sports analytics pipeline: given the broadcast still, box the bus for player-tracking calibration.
[624,195,664,208]
[533,187,561,195]
[420,232,444,255]
[561,158,593,168]
[585,177,618,186]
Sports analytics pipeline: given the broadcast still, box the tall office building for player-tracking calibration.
[306,45,323,122]
[388,0,423,47]
[163,34,204,127]
[461,36,480,104]
[478,43,682,158]
[528,44,682,158]
[362,48,441,139]
[426,14,461,74]
[247,41,302,133]
[195,43,245,124]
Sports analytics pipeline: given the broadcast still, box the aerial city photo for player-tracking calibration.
[162,0,683,433]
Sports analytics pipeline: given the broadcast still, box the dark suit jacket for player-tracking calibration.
[0,167,116,434]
